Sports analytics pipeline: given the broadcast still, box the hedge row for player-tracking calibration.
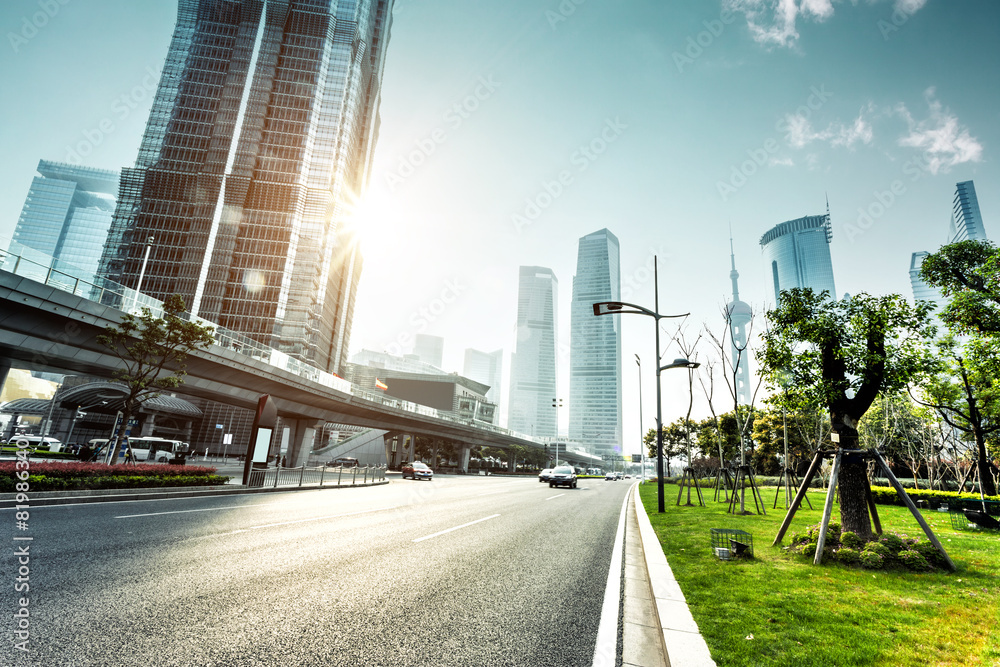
[0,474,231,492]
[0,462,219,479]
[869,486,1000,509]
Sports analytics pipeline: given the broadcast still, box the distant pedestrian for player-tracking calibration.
[280,455,286,467]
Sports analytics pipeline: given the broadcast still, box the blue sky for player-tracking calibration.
[1,0,998,453]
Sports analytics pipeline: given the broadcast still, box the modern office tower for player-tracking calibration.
[413,334,445,370]
[463,348,503,406]
[569,228,622,458]
[12,160,119,276]
[760,208,837,304]
[949,181,987,243]
[97,0,395,375]
[725,239,752,406]
[508,267,558,438]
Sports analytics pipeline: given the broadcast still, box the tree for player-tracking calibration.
[913,334,1000,496]
[97,294,215,464]
[920,240,1000,335]
[760,289,936,539]
[643,420,690,476]
[750,406,819,476]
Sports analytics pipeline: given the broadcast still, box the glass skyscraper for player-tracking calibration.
[760,211,837,304]
[98,0,394,374]
[569,228,622,458]
[508,267,558,438]
[12,160,120,278]
[949,180,987,243]
[463,348,503,408]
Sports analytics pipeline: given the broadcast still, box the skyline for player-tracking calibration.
[1,0,998,455]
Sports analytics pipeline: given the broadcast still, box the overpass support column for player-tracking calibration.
[459,445,471,474]
[286,419,322,467]
[508,454,516,473]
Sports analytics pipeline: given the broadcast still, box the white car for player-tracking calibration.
[11,436,63,452]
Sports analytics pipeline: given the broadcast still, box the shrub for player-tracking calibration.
[898,550,931,572]
[826,522,842,544]
[879,533,906,555]
[911,541,949,569]
[841,531,865,550]
[837,547,861,565]
[800,542,817,558]
[790,532,809,546]
[860,551,884,570]
[862,542,891,559]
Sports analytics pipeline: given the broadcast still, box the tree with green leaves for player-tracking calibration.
[760,289,937,539]
[643,419,692,476]
[913,334,1000,496]
[97,294,215,464]
[920,240,1000,335]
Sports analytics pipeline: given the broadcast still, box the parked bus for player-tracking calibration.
[89,437,190,462]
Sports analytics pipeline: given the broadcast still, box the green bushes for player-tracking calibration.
[869,485,1000,509]
[0,462,230,492]
[786,520,946,572]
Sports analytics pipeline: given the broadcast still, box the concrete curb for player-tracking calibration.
[0,480,390,508]
[634,486,717,667]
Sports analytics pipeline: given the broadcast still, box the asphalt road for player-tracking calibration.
[1,475,634,666]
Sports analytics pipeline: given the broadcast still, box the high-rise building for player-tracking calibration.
[12,160,119,277]
[725,238,752,406]
[508,267,558,438]
[413,334,444,370]
[569,228,621,458]
[760,207,836,304]
[98,0,395,375]
[463,348,503,407]
[949,180,987,243]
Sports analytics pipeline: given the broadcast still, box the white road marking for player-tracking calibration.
[181,506,404,540]
[592,481,636,667]
[115,501,285,518]
[412,514,501,543]
[545,494,565,501]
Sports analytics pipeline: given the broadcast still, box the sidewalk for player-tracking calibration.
[624,484,716,667]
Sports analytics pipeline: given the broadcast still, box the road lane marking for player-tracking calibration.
[180,505,405,540]
[412,514,500,543]
[592,482,636,667]
[545,494,565,501]
[115,501,286,518]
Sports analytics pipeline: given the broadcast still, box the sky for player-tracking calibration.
[1,0,998,457]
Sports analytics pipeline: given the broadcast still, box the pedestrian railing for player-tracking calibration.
[245,464,387,489]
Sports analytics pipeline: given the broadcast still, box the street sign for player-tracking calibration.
[631,454,642,463]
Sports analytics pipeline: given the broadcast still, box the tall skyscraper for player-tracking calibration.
[569,228,621,458]
[413,334,444,370]
[98,0,395,374]
[508,267,558,438]
[463,348,503,406]
[725,238,752,406]
[760,207,836,304]
[12,160,120,277]
[949,180,987,243]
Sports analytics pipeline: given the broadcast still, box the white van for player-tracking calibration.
[11,435,64,452]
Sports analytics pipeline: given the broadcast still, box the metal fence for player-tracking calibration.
[245,464,387,489]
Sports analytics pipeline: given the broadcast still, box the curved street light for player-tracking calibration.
[593,256,696,512]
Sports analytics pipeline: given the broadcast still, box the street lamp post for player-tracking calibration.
[132,236,155,313]
[593,256,697,512]
[636,354,643,481]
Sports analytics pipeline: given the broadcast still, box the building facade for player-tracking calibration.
[12,160,119,278]
[463,348,503,407]
[413,334,445,370]
[760,210,836,304]
[508,266,558,438]
[98,0,395,375]
[569,228,622,458]
[949,180,987,243]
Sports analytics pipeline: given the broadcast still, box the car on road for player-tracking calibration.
[401,461,433,480]
[328,457,359,467]
[549,465,577,489]
[10,436,64,451]
[538,468,554,483]
[605,472,616,481]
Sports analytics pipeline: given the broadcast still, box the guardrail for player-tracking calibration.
[1,237,541,444]
[245,464,387,489]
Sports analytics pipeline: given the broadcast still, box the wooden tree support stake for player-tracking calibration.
[814,450,842,565]
[872,449,955,572]
[676,467,705,507]
[773,449,825,546]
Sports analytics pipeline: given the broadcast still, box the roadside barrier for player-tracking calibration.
[246,464,387,489]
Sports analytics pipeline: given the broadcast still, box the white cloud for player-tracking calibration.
[768,156,796,167]
[780,106,875,149]
[896,88,984,174]
[726,0,928,48]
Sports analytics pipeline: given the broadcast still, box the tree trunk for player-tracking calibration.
[838,455,874,540]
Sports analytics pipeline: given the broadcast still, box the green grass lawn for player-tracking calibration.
[639,482,1000,667]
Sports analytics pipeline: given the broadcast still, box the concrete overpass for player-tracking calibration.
[0,249,602,471]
